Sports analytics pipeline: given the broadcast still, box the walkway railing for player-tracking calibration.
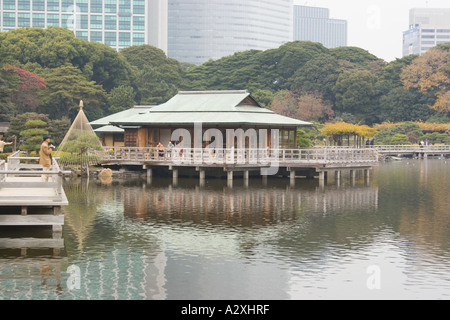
[367,145,450,153]
[0,151,69,205]
[0,159,6,183]
[91,147,379,166]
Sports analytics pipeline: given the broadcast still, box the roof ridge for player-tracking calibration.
[178,90,249,95]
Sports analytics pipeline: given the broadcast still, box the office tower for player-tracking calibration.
[0,0,156,51]
[293,5,347,49]
[167,0,294,65]
[148,0,167,53]
[403,8,450,57]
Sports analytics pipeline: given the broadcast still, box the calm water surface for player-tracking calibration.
[0,160,449,300]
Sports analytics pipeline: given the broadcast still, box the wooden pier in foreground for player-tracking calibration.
[91,146,380,186]
[0,151,69,235]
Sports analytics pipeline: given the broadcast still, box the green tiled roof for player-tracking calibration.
[110,91,311,128]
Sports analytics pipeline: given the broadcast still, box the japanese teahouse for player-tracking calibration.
[105,90,311,149]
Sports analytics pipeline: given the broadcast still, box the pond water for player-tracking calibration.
[0,159,449,300]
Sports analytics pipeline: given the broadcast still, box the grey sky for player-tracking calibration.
[293,0,450,61]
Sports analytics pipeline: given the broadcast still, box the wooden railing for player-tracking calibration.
[367,145,450,153]
[91,147,379,166]
[0,159,5,183]
[0,151,69,205]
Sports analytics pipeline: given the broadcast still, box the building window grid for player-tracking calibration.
[61,13,73,28]
[133,0,145,14]
[91,0,103,13]
[118,15,130,30]
[3,0,16,10]
[61,0,74,12]
[90,14,102,29]
[104,0,116,13]
[104,31,116,46]
[133,15,144,30]
[76,30,88,40]
[17,12,30,26]
[119,31,130,46]
[47,0,59,12]
[33,0,45,11]
[90,30,102,42]
[133,32,144,45]
[3,12,15,27]
[79,13,88,29]
[18,0,31,11]
[32,13,45,27]
[76,0,88,13]
[46,13,59,27]
[118,0,130,13]
[1,0,147,50]
[104,15,116,30]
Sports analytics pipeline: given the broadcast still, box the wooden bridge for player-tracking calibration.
[0,151,69,237]
[91,146,379,186]
[369,145,450,158]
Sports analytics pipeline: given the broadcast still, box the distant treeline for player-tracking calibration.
[1,27,449,127]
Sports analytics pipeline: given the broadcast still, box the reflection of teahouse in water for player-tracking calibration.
[122,182,379,225]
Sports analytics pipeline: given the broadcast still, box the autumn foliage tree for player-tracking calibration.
[270,90,334,122]
[321,121,377,146]
[401,48,450,115]
[3,66,46,114]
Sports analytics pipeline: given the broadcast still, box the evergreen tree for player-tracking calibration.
[20,119,49,153]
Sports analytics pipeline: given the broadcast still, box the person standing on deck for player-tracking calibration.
[157,142,165,159]
[167,141,174,159]
[0,138,12,153]
[39,135,54,182]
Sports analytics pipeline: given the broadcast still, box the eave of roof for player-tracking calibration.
[94,125,125,133]
[90,106,155,127]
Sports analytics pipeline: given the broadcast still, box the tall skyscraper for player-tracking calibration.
[148,0,167,53]
[167,0,294,65]
[403,8,450,57]
[0,0,161,52]
[293,5,347,49]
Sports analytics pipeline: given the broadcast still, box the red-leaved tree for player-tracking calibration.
[4,66,47,114]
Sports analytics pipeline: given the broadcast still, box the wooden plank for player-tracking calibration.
[0,196,61,201]
[0,215,64,226]
[0,182,59,188]
[0,238,64,249]
[0,199,68,206]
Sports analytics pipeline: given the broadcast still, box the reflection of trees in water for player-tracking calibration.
[61,178,168,300]
[63,178,106,251]
[377,160,450,252]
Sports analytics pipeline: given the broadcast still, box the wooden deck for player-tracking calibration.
[91,146,379,187]
[0,151,69,233]
[92,147,379,167]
